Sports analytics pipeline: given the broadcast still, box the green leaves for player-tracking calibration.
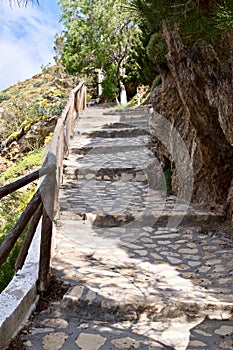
[58,0,233,99]
[131,0,233,46]
[215,1,233,32]
[101,66,119,100]
[146,32,167,65]
[57,0,142,99]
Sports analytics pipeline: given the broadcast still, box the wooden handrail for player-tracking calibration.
[38,81,86,290]
[0,80,86,292]
[15,202,43,270]
[0,164,56,200]
[0,190,41,267]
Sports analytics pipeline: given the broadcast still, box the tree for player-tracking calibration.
[130,0,233,45]
[57,0,142,101]
[128,0,233,77]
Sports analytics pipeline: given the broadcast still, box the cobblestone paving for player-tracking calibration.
[17,106,233,350]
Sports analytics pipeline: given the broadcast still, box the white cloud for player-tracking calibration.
[0,1,61,90]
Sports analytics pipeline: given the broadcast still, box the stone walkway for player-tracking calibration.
[13,106,233,349]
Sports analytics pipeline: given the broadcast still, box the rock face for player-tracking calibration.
[0,116,57,161]
[150,27,233,217]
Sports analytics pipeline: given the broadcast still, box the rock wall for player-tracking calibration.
[150,27,233,218]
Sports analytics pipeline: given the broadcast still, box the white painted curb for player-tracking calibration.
[0,221,41,349]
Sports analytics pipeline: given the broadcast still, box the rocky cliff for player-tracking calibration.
[150,27,233,219]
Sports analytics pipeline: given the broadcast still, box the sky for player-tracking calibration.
[0,0,62,91]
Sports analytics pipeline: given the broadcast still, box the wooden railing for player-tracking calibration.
[0,81,86,292]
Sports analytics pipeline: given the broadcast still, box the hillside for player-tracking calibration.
[0,65,76,291]
[0,65,76,175]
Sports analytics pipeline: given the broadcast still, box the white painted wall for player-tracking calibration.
[0,221,41,349]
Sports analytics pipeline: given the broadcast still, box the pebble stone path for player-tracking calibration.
[13,106,233,350]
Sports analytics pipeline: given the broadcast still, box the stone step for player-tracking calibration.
[63,147,157,180]
[79,108,148,120]
[69,135,151,155]
[102,106,149,119]
[62,283,233,322]
[59,210,226,230]
[58,283,233,349]
[59,180,166,219]
[79,126,149,138]
[77,120,149,131]
[59,178,226,227]
[63,166,150,180]
[71,144,150,156]
[59,206,226,228]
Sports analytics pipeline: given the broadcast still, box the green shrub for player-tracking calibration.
[151,75,162,91]
[164,168,173,194]
[157,168,173,194]
[0,148,45,184]
[101,67,119,101]
[47,102,65,116]
[0,233,21,292]
[146,33,167,65]
[0,188,35,292]
[0,94,11,103]
[33,81,43,88]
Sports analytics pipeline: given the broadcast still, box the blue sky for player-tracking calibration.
[0,0,62,90]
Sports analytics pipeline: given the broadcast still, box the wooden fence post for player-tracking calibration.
[38,169,56,292]
[76,90,80,113]
[15,202,43,270]
[65,96,75,146]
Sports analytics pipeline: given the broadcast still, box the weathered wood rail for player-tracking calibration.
[0,81,86,292]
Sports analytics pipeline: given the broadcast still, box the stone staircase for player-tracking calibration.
[15,106,233,350]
